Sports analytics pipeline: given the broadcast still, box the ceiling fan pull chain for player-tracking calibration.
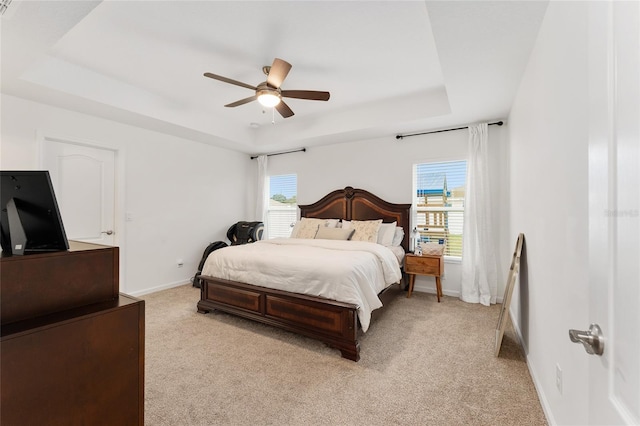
[272,107,275,124]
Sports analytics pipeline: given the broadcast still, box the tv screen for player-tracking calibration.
[1,171,69,255]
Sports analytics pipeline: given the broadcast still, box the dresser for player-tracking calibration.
[0,242,144,425]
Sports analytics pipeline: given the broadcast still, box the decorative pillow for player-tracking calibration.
[391,227,404,246]
[290,218,324,239]
[349,219,383,243]
[376,222,397,246]
[315,227,355,241]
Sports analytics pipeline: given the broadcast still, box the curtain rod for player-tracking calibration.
[250,148,306,160]
[395,121,504,140]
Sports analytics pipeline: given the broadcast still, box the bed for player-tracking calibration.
[196,186,411,361]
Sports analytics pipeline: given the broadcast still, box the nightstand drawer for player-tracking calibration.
[404,255,442,275]
[404,254,444,302]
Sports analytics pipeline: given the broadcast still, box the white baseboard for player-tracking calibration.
[127,280,191,297]
[411,282,460,299]
[509,308,554,426]
[411,283,504,303]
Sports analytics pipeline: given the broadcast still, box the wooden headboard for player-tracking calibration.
[298,186,411,252]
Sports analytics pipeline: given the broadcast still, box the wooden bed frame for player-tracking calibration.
[196,186,411,361]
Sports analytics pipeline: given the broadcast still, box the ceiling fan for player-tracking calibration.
[204,58,330,118]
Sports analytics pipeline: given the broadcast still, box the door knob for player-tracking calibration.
[569,323,604,355]
[101,230,114,235]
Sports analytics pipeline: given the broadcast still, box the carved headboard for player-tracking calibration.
[298,186,411,252]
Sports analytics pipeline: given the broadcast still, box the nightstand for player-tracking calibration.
[404,253,444,302]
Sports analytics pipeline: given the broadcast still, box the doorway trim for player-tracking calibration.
[37,131,127,292]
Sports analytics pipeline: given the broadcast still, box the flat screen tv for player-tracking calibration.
[1,171,69,255]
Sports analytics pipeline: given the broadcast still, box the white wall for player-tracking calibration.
[0,92,511,300]
[265,125,512,299]
[1,94,252,295]
[507,2,590,425]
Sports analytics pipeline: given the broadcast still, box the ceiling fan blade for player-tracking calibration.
[275,100,294,118]
[225,96,257,107]
[204,72,257,91]
[266,58,292,89]
[281,90,330,101]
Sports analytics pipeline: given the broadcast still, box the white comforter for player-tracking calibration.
[201,238,402,331]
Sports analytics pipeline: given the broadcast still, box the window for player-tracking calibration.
[413,160,467,258]
[267,174,297,238]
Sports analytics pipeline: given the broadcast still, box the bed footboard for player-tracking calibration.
[197,276,361,361]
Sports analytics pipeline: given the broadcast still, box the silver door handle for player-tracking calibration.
[569,323,604,355]
[101,230,114,235]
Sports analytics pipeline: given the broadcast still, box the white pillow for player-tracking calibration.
[376,222,397,246]
[324,219,340,228]
[341,220,351,229]
[349,219,383,243]
[315,227,355,240]
[391,227,405,246]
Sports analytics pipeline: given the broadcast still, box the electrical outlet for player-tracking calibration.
[556,364,563,395]
[177,259,184,268]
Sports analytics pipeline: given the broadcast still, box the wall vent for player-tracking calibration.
[1,0,19,19]
[0,0,11,15]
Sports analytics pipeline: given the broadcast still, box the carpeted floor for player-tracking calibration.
[142,284,547,426]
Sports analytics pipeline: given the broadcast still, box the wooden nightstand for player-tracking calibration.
[404,253,444,302]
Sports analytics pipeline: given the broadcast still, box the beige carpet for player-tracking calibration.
[142,284,547,426]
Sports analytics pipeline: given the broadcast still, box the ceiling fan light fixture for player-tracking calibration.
[204,58,329,118]
[257,92,281,108]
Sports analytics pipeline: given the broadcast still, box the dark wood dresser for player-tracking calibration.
[1,242,144,425]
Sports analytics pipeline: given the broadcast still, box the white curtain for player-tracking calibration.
[255,155,268,226]
[460,123,498,306]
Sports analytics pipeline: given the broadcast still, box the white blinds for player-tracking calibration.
[414,160,467,258]
[267,174,297,239]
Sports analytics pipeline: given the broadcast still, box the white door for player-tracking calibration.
[586,1,639,424]
[42,140,116,246]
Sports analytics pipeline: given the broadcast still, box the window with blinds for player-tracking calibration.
[413,160,467,258]
[267,174,297,239]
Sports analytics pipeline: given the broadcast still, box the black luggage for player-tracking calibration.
[192,241,228,288]
[226,221,264,245]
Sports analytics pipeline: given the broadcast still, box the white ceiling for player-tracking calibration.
[1,1,548,154]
